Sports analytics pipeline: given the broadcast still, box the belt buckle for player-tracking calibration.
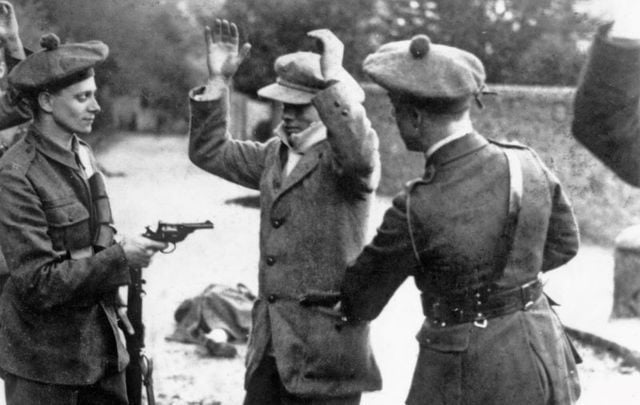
[473,313,488,328]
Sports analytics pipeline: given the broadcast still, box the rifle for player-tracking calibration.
[125,220,214,405]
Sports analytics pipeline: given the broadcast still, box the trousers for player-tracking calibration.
[243,354,362,405]
[3,371,127,405]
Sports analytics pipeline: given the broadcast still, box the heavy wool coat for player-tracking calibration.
[342,133,581,405]
[0,127,130,385]
[188,81,382,397]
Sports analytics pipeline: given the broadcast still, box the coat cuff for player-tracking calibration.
[313,81,362,115]
[189,87,228,125]
[98,243,131,288]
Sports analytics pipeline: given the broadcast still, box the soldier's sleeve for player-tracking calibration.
[572,23,640,186]
[341,193,417,321]
[313,81,381,196]
[0,165,130,311]
[541,166,580,271]
[188,85,272,190]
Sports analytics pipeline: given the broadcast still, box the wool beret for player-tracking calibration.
[363,35,486,100]
[8,33,109,93]
[258,51,364,105]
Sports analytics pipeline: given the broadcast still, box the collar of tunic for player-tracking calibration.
[426,132,489,168]
[26,125,89,173]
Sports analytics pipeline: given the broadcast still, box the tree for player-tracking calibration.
[375,0,595,85]
[12,0,204,131]
[215,0,379,95]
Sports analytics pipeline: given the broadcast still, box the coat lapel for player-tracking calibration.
[274,143,323,200]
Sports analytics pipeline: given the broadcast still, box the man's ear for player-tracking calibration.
[38,91,54,113]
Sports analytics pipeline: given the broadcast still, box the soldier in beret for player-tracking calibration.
[189,19,381,405]
[339,35,581,404]
[0,34,166,404]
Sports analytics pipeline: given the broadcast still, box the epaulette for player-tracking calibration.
[488,138,528,149]
[404,175,433,193]
[0,138,36,175]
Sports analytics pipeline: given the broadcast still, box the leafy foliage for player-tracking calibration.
[11,0,205,129]
[218,0,379,95]
[377,0,596,85]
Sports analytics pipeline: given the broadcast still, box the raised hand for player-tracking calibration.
[205,18,251,84]
[0,1,25,60]
[307,29,344,83]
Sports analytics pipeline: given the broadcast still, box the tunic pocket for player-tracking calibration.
[44,200,91,251]
[416,321,472,352]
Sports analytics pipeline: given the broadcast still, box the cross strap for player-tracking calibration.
[406,147,523,275]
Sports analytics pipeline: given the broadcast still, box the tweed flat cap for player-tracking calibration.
[9,33,109,92]
[363,35,486,100]
[258,51,364,104]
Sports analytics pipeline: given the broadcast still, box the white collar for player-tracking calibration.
[277,121,327,154]
[426,125,473,160]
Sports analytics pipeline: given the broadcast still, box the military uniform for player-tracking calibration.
[0,35,131,404]
[341,35,581,405]
[189,50,381,402]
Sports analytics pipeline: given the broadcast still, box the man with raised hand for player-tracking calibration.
[189,19,381,405]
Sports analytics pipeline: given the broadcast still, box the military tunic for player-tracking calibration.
[0,126,130,385]
[342,132,581,405]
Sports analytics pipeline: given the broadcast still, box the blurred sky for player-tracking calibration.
[579,0,640,19]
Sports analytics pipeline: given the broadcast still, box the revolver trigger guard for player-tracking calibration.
[161,243,176,254]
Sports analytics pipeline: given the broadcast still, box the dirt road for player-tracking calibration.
[1,133,639,404]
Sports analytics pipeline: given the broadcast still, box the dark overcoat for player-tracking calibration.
[0,127,130,385]
[188,81,382,396]
[572,23,640,186]
[342,133,581,405]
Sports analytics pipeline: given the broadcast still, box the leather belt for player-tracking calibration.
[421,278,542,328]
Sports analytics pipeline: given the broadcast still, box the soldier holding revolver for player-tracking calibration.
[0,33,166,404]
[189,19,381,405]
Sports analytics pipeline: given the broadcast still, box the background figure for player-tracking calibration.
[572,1,640,186]
[0,34,165,404]
[188,20,381,405]
[340,35,581,405]
[0,0,28,155]
[0,0,28,288]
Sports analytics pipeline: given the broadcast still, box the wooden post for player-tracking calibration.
[612,225,640,318]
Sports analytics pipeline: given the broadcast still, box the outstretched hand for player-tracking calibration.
[0,1,25,60]
[307,29,344,83]
[205,18,251,84]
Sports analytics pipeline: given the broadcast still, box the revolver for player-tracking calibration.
[143,220,214,253]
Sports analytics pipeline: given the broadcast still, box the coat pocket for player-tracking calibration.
[416,321,472,353]
[300,307,375,381]
[43,200,91,251]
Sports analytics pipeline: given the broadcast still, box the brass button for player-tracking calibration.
[266,256,276,266]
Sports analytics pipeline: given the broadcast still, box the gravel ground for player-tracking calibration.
[2,133,639,404]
